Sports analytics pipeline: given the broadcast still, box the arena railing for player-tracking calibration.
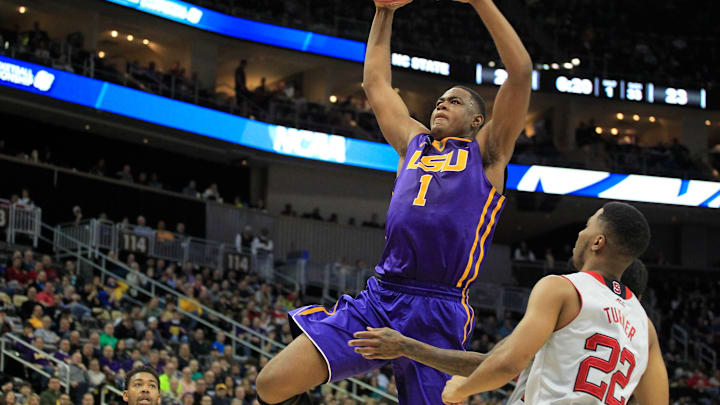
[1,199,42,248]
[671,324,689,362]
[0,333,71,394]
[696,342,717,371]
[55,220,251,275]
[47,223,399,403]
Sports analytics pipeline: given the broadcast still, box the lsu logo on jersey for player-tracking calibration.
[406,149,468,173]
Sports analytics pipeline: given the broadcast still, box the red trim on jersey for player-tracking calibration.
[556,275,583,331]
[582,271,633,299]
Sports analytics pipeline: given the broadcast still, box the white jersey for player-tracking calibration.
[520,271,649,405]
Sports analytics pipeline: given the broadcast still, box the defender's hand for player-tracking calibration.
[442,376,469,404]
[348,327,407,360]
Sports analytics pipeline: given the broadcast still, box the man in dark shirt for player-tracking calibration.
[19,287,39,319]
[189,328,211,357]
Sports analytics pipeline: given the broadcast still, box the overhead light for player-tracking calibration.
[488,61,496,67]
[98,51,106,58]
[143,139,149,144]
[110,30,118,38]
[707,120,712,126]
[127,34,134,42]
[649,116,656,122]
[142,39,150,45]
[18,6,27,13]
[595,127,603,134]
[551,63,560,70]
[616,113,624,120]
[611,128,619,135]
[633,114,640,121]
[542,64,550,70]
[563,62,573,69]
[571,58,581,66]
[329,95,337,103]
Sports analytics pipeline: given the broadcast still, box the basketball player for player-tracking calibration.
[439,202,668,404]
[123,366,161,405]
[255,0,532,402]
[349,258,650,404]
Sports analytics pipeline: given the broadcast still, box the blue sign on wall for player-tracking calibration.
[1,56,718,208]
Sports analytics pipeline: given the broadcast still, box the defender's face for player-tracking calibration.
[430,88,477,139]
[571,209,604,270]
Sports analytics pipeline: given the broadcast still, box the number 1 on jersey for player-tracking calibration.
[413,175,433,206]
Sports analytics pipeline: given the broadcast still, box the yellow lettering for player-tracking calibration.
[406,151,423,170]
[406,150,468,173]
[420,155,447,172]
[442,150,468,172]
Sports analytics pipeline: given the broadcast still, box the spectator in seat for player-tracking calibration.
[213,384,231,405]
[72,206,83,225]
[18,188,33,206]
[5,257,28,290]
[90,159,106,176]
[175,223,186,236]
[59,351,89,404]
[81,393,94,405]
[234,60,248,104]
[26,337,54,375]
[251,229,273,256]
[40,256,59,281]
[116,164,133,182]
[28,305,44,329]
[212,332,226,354]
[362,213,382,228]
[159,361,179,393]
[87,358,106,391]
[179,367,196,397]
[19,287,38,319]
[54,339,71,363]
[100,345,122,379]
[203,183,223,203]
[39,377,61,405]
[23,250,36,271]
[135,216,153,236]
[235,226,254,252]
[193,379,208,404]
[183,180,200,198]
[100,322,118,349]
[513,241,536,261]
[190,328,211,357]
[36,282,55,307]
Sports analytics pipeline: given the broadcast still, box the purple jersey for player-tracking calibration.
[376,133,506,289]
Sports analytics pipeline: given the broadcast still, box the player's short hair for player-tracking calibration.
[124,365,160,390]
[620,259,648,297]
[599,202,650,259]
[452,85,487,120]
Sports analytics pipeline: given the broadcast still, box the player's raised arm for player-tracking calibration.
[632,320,669,405]
[363,1,428,158]
[441,276,572,403]
[463,0,532,167]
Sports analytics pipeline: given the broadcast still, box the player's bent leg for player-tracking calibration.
[256,333,329,404]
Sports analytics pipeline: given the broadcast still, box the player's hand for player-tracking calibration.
[348,327,407,360]
[373,0,413,11]
[442,376,469,404]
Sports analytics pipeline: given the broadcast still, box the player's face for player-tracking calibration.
[571,209,604,270]
[123,372,161,405]
[430,88,479,139]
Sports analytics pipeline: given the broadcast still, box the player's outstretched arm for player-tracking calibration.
[442,276,573,403]
[461,0,532,168]
[632,320,669,405]
[363,1,428,159]
[348,327,493,376]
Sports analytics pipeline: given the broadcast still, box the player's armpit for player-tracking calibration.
[451,276,574,396]
[632,320,669,405]
[482,68,532,167]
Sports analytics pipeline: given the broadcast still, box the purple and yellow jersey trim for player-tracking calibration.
[376,133,506,342]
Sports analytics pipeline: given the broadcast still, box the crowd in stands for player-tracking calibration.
[1,19,715,182]
[191,0,717,89]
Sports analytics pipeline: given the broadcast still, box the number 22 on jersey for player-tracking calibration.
[412,175,433,206]
[574,333,636,405]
